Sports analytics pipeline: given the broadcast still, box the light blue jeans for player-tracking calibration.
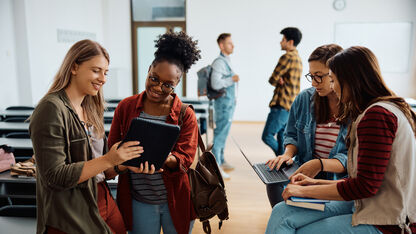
[130,199,194,234]
[262,106,289,156]
[212,96,235,165]
[265,200,382,234]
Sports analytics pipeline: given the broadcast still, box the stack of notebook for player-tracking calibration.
[285,196,330,211]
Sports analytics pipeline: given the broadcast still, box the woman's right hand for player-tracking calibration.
[126,162,163,174]
[289,159,321,179]
[105,141,143,166]
[290,173,317,186]
[266,153,293,170]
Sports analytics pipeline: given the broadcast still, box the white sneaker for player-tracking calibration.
[221,161,235,171]
[219,167,230,180]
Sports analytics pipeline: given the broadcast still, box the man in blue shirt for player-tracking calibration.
[211,33,239,179]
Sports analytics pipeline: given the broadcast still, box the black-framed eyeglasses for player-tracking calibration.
[147,76,175,93]
[305,73,329,84]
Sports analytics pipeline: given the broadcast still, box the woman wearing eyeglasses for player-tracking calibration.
[264,44,348,207]
[265,46,416,234]
[106,31,201,234]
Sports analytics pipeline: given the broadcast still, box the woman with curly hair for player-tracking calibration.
[107,31,201,234]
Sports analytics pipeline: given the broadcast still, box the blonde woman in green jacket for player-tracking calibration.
[30,40,142,234]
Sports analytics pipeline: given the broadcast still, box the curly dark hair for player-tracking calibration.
[153,31,201,74]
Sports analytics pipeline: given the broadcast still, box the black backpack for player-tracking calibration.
[196,59,226,100]
[179,104,229,234]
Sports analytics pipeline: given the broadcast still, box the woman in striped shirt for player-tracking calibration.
[265,44,348,207]
[265,46,416,233]
[107,32,201,234]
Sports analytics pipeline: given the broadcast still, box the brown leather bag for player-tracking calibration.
[179,104,229,234]
[10,155,36,177]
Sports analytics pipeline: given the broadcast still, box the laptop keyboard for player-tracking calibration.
[254,163,287,182]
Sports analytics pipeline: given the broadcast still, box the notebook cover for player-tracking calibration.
[119,118,180,170]
[289,196,330,203]
[285,199,325,211]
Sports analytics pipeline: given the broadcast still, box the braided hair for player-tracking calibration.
[152,31,201,74]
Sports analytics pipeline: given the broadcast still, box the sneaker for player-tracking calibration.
[221,161,235,171]
[219,167,230,180]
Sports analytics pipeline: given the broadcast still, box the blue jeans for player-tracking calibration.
[130,199,194,234]
[262,106,289,156]
[212,97,235,165]
[265,200,382,234]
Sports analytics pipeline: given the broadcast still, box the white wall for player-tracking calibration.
[0,0,133,107]
[0,0,19,107]
[102,0,133,99]
[24,0,106,104]
[2,0,415,121]
[186,0,416,121]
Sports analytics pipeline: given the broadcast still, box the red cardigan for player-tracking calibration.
[107,92,198,234]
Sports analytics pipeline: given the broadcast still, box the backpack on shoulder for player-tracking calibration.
[179,104,229,234]
[197,65,225,100]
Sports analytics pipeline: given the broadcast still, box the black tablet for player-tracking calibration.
[119,117,180,170]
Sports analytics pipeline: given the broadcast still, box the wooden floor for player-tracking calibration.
[192,122,273,234]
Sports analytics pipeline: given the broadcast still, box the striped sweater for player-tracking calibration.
[336,106,415,233]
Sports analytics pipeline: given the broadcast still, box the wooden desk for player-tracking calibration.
[0,122,111,135]
[0,171,36,217]
[0,110,31,119]
[0,171,117,217]
[182,99,213,143]
[0,138,32,150]
[0,109,114,119]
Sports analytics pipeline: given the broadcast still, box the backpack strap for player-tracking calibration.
[179,103,206,152]
[202,220,211,234]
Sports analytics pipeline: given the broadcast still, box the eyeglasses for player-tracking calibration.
[305,73,329,84]
[147,76,175,93]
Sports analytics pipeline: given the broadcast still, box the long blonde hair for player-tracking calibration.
[47,39,109,138]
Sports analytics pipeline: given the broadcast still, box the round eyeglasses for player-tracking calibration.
[147,76,175,93]
[305,73,329,84]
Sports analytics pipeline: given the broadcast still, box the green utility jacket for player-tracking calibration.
[29,90,111,234]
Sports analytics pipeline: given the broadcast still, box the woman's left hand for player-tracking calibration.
[164,154,178,169]
[127,161,162,174]
[289,159,321,180]
[282,183,305,201]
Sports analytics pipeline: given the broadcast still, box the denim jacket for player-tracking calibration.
[283,87,348,180]
[211,53,236,102]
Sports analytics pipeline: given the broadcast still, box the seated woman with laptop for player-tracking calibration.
[265,44,348,207]
[265,46,416,234]
[106,31,201,234]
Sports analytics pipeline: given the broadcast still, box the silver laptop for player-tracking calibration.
[231,136,299,185]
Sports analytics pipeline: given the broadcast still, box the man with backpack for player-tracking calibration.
[210,33,239,179]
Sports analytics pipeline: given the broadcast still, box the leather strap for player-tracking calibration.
[202,220,211,234]
[179,103,206,153]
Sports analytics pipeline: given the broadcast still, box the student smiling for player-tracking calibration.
[107,31,201,234]
[29,40,142,234]
[265,46,416,234]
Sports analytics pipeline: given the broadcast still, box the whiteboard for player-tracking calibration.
[334,22,413,73]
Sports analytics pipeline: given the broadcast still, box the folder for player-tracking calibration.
[119,117,180,170]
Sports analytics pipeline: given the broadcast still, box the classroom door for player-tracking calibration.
[133,23,186,97]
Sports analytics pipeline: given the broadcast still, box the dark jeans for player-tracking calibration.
[266,182,287,208]
[262,106,289,156]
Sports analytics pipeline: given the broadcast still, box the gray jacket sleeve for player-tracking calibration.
[210,58,234,90]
